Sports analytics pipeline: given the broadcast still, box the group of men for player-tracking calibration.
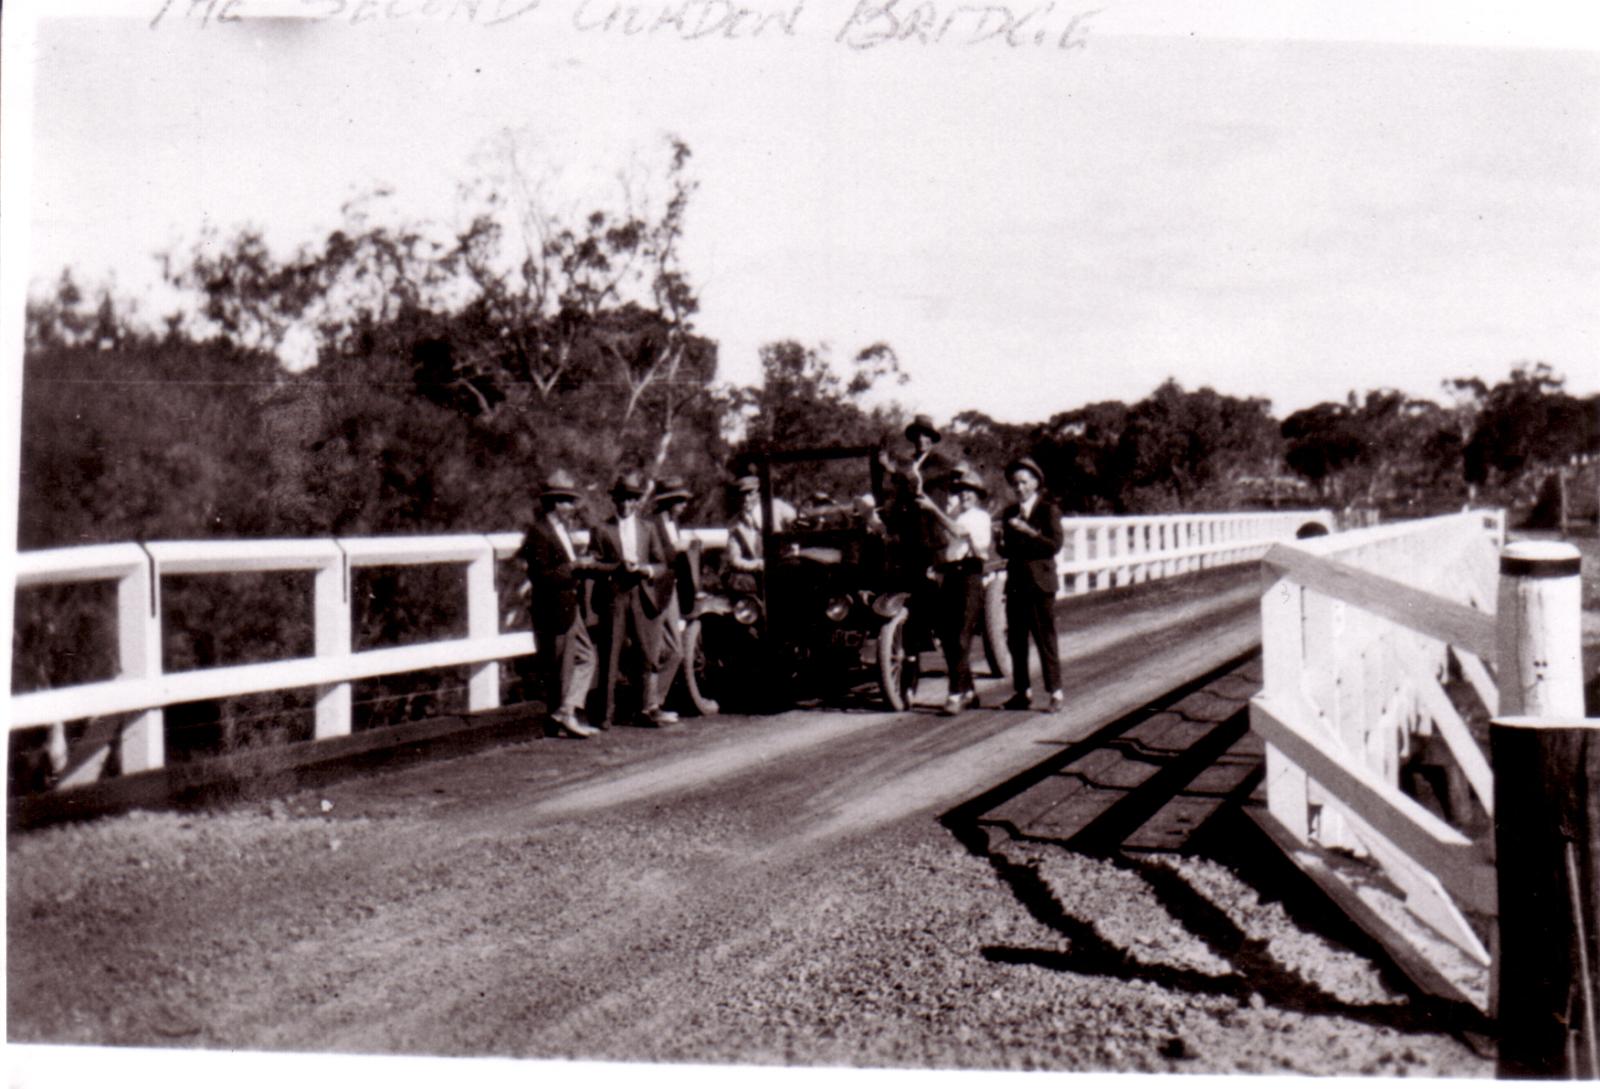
[517,469,701,739]
[886,415,1066,717]
[517,415,1068,738]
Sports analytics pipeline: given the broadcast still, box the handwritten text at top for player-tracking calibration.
[149,0,1101,53]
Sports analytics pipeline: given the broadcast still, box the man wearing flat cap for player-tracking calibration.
[997,455,1065,713]
[592,469,678,728]
[518,469,600,739]
[649,475,706,714]
[726,475,766,583]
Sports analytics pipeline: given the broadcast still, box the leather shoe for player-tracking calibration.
[551,708,596,739]
[639,708,682,729]
[1002,693,1033,711]
[1048,690,1065,713]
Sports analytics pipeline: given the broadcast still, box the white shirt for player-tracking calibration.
[1019,494,1038,520]
[660,515,681,551]
[550,517,576,563]
[617,515,641,564]
[957,508,993,560]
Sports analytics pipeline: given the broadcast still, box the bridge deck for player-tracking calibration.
[8,563,1492,1072]
[957,656,1264,856]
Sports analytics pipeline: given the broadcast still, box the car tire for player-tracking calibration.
[679,618,722,717]
[878,609,918,711]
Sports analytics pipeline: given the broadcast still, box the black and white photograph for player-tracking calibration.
[4,0,1599,1083]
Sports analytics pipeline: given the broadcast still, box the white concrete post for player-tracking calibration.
[1117,524,1132,587]
[1496,541,1585,718]
[117,557,164,773]
[1073,526,1088,594]
[313,551,352,739]
[1260,567,1311,840]
[466,541,501,712]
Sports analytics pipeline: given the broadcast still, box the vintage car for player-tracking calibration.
[675,444,1010,715]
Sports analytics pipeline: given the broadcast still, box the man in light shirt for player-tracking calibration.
[917,464,994,715]
[592,470,679,728]
[517,469,599,738]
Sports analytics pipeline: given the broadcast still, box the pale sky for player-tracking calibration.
[14,0,1600,423]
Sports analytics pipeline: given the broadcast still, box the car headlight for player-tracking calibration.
[732,597,761,626]
[823,595,851,623]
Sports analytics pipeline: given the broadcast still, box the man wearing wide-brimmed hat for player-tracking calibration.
[649,474,709,715]
[916,462,994,714]
[591,469,678,728]
[517,469,600,739]
[997,455,1065,713]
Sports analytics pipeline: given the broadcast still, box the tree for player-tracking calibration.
[1280,401,1365,504]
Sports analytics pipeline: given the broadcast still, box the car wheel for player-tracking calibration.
[981,572,1011,680]
[878,609,919,711]
[680,618,722,717]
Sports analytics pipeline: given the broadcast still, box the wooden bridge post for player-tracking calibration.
[313,553,352,739]
[466,542,502,712]
[1491,540,1596,1077]
[116,556,164,773]
[1496,541,1584,719]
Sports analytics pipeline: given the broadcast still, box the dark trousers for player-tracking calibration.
[938,568,983,696]
[598,585,663,725]
[1005,583,1061,695]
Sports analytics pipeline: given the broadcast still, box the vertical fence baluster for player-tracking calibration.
[117,555,164,773]
[467,540,501,712]
[314,548,352,739]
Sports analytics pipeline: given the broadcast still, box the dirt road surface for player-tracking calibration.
[7,571,1490,1076]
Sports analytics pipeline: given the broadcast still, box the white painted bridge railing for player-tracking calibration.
[8,508,1324,785]
[1249,510,1509,987]
[1248,509,1600,1073]
[9,530,729,784]
[1055,509,1334,596]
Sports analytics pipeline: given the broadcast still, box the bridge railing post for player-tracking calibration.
[1072,525,1088,594]
[1490,539,1594,1078]
[116,553,164,773]
[313,549,352,739]
[466,538,501,713]
[1259,560,1311,840]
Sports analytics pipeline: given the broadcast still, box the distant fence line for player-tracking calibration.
[9,509,1331,785]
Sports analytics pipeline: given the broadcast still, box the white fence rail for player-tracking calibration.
[8,510,1321,784]
[8,530,728,782]
[1250,509,1508,979]
[1056,509,1333,596]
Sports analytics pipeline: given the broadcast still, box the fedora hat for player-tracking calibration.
[905,414,941,444]
[733,475,760,493]
[653,475,692,508]
[1005,456,1045,484]
[943,464,989,496]
[610,469,650,498]
[538,469,581,503]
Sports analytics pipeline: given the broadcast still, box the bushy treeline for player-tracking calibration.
[18,135,1600,546]
[12,137,1599,768]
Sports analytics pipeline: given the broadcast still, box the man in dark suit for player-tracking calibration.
[517,470,599,739]
[997,456,1066,712]
[592,469,679,728]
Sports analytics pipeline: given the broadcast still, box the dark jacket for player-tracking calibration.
[651,512,701,614]
[997,494,1064,595]
[519,516,586,633]
[591,516,673,617]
